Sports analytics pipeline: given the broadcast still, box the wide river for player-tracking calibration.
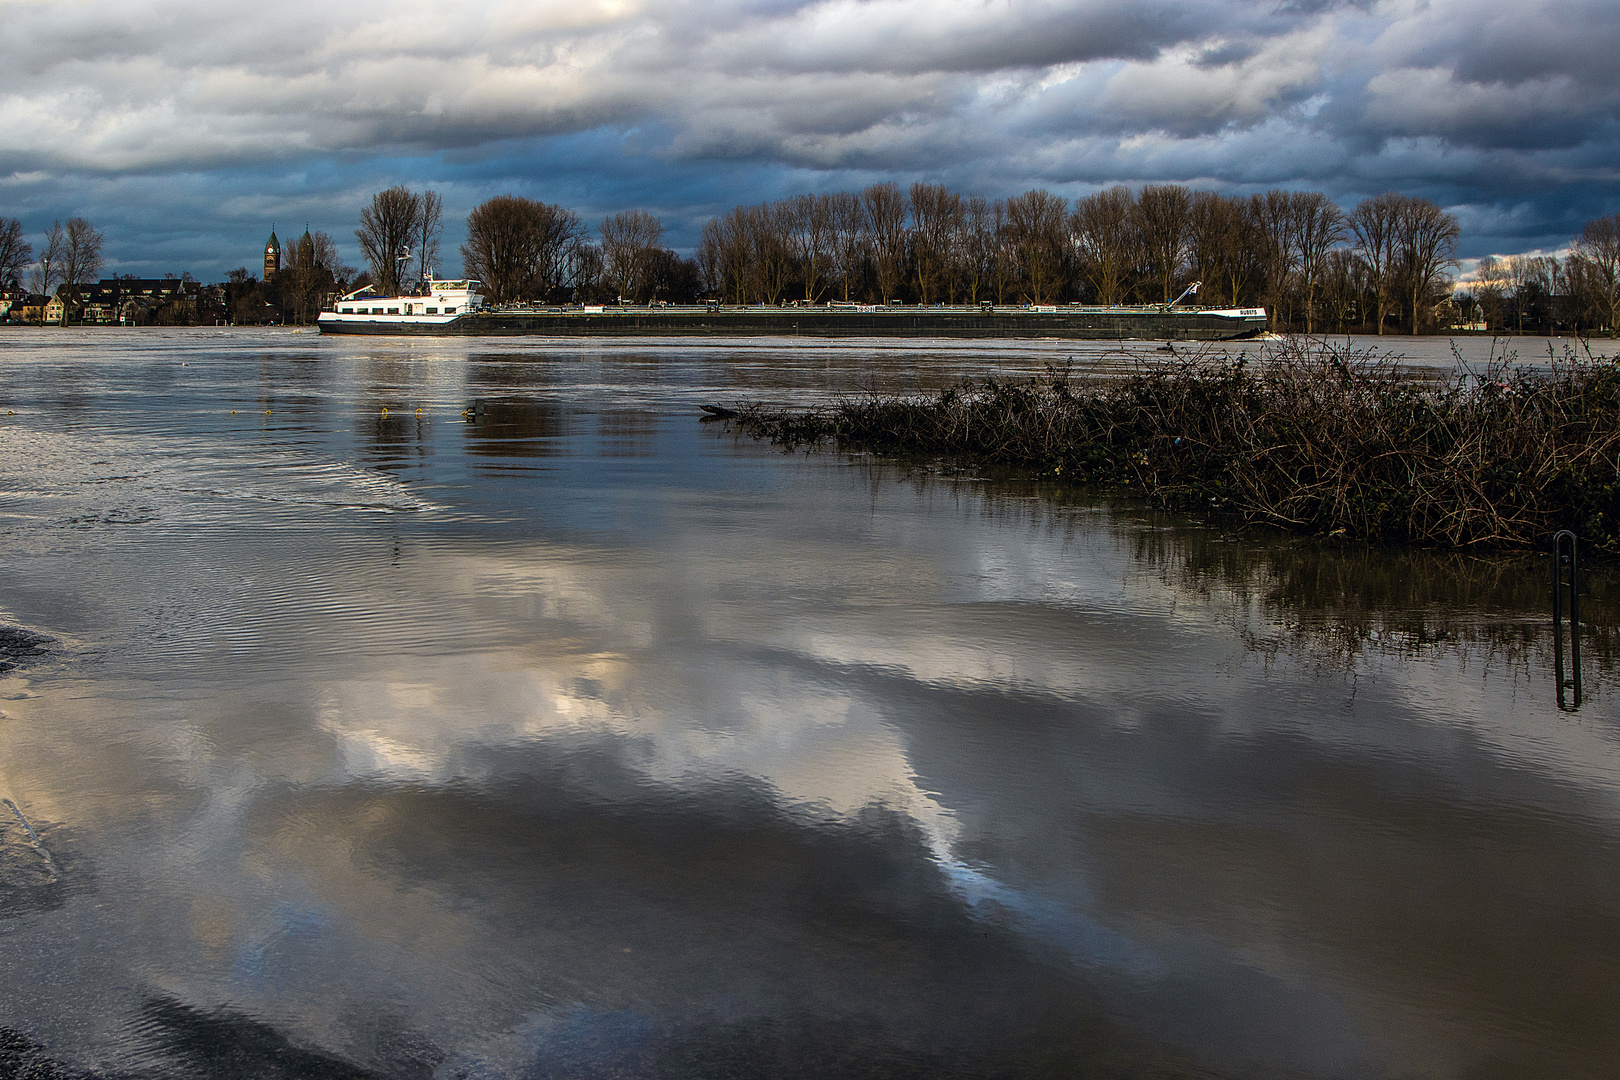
[0,328,1616,1079]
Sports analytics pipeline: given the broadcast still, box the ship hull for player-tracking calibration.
[316,306,1268,340]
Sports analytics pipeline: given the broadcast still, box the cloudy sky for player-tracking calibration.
[1,0,1616,280]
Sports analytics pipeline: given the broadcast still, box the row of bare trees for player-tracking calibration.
[691,182,1465,333]
[0,216,105,296]
[1464,216,1620,336]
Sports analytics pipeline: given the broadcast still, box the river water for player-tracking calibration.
[0,328,1616,1079]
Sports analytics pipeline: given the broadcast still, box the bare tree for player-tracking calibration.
[1292,192,1346,334]
[939,194,970,303]
[750,203,794,305]
[699,209,754,304]
[1506,254,1552,334]
[1006,189,1068,304]
[530,202,588,299]
[60,217,105,290]
[696,219,724,299]
[1348,192,1404,335]
[600,209,665,302]
[642,248,702,303]
[312,231,355,289]
[990,199,1015,304]
[1188,192,1253,307]
[1574,213,1620,336]
[569,243,607,302]
[356,187,422,296]
[1250,191,1299,329]
[830,192,869,302]
[1472,255,1511,331]
[1559,254,1601,332]
[787,193,835,303]
[1320,249,1367,333]
[961,195,993,303]
[862,183,908,302]
[416,191,444,282]
[0,218,30,288]
[461,196,587,305]
[712,206,770,304]
[1136,185,1193,304]
[462,197,530,305]
[1396,197,1460,334]
[909,182,963,305]
[1072,187,1138,306]
[32,221,64,295]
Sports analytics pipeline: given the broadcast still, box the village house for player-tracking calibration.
[4,293,48,323]
[0,284,31,321]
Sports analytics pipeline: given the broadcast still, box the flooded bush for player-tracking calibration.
[732,340,1620,551]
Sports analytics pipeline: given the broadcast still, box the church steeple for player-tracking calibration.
[264,226,281,282]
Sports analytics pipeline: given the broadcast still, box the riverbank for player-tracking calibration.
[727,340,1620,551]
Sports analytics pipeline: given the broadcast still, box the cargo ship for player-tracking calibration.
[317,281,1268,340]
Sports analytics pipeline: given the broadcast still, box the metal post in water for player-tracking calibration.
[1553,530,1582,709]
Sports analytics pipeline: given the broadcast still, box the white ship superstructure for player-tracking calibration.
[317,280,485,329]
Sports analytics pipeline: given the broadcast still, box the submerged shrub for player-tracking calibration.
[729,341,1620,551]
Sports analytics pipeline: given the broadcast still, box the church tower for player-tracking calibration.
[263,228,281,282]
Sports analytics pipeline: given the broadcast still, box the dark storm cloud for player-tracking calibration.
[0,0,1614,275]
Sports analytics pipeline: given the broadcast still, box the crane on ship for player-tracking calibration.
[1162,280,1201,312]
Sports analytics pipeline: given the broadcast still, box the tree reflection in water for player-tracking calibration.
[899,469,1614,692]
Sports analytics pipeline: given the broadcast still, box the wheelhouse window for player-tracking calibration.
[444,306,457,314]
[425,307,438,315]
[387,308,399,315]
[340,308,353,314]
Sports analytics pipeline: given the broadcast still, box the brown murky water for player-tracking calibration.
[0,328,1616,1079]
